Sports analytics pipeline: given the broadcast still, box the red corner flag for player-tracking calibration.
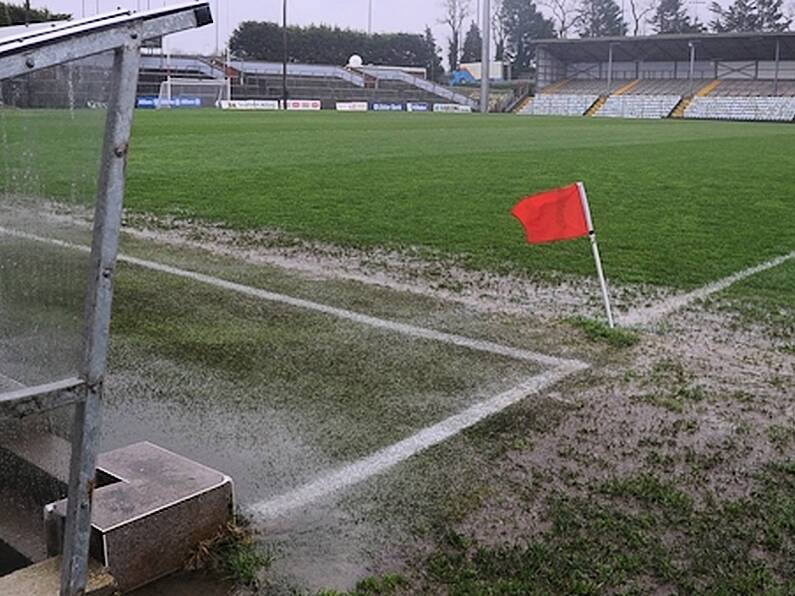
[511,183,590,244]
[511,182,616,329]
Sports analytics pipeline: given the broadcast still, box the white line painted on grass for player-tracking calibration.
[623,250,795,327]
[0,227,583,369]
[1,226,590,515]
[0,372,24,389]
[248,365,586,520]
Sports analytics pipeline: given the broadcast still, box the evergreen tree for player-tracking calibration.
[757,0,792,30]
[649,0,705,32]
[0,1,68,25]
[709,0,758,31]
[230,22,440,68]
[423,26,445,81]
[500,0,556,72]
[461,21,483,63]
[577,0,628,36]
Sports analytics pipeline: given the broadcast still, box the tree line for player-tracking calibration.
[0,1,68,26]
[228,0,790,79]
[229,22,445,81]
[444,0,790,73]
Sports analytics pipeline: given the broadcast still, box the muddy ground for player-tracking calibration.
[2,204,792,594]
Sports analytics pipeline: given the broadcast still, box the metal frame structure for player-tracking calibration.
[0,3,211,595]
[533,31,795,92]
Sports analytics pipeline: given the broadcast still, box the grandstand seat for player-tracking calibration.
[684,96,795,121]
[597,95,681,119]
[519,94,598,116]
[545,79,630,95]
[624,79,711,96]
[708,79,795,97]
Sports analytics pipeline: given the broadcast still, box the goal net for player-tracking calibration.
[157,77,230,108]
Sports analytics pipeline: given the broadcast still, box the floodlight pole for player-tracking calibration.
[282,0,288,109]
[606,43,615,96]
[480,0,491,113]
[368,0,373,35]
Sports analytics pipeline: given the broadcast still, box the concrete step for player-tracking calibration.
[0,483,47,565]
[48,442,234,593]
[0,556,117,596]
[0,424,70,510]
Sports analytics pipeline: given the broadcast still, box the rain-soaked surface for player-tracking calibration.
[0,54,108,579]
[0,54,585,591]
[0,54,106,390]
[0,204,585,591]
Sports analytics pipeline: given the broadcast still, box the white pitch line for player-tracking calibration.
[0,371,24,389]
[247,365,585,520]
[1,226,590,516]
[0,226,583,370]
[624,250,795,327]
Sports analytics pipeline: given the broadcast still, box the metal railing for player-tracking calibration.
[361,66,477,107]
[230,60,365,87]
[0,4,212,594]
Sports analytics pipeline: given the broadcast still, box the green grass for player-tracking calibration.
[717,258,795,343]
[4,110,794,296]
[568,316,641,348]
[419,464,795,594]
[119,112,795,290]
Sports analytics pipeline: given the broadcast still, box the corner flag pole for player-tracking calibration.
[576,182,615,329]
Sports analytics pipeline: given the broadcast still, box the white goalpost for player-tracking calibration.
[157,76,230,108]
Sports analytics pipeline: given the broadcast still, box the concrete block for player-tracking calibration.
[48,442,234,592]
[0,555,118,596]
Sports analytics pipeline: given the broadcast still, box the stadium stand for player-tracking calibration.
[707,79,795,96]
[597,95,682,118]
[528,32,795,122]
[132,58,476,109]
[545,79,630,95]
[622,79,712,95]
[520,94,599,116]
[685,96,795,121]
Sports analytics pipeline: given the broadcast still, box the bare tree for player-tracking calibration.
[629,0,657,34]
[492,0,507,59]
[540,0,583,37]
[439,0,472,71]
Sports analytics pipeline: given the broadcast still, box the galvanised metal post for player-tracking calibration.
[688,41,696,97]
[0,5,213,594]
[606,43,614,96]
[773,38,780,96]
[60,27,143,596]
[282,0,288,108]
[480,0,491,113]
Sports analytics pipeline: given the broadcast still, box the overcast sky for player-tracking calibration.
[29,0,740,57]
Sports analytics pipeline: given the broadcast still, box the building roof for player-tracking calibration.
[533,31,795,63]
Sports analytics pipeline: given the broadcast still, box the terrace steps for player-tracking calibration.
[585,95,607,116]
[696,79,722,97]
[513,96,532,113]
[670,97,692,118]
[614,79,640,95]
[540,79,569,94]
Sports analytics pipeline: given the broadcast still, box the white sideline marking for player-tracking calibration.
[0,227,582,369]
[0,226,589,514]
[624,250,795,327]
[248,365,585,520]
[0,372,24,389]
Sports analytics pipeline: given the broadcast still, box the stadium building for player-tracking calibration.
[521,31,795,121]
